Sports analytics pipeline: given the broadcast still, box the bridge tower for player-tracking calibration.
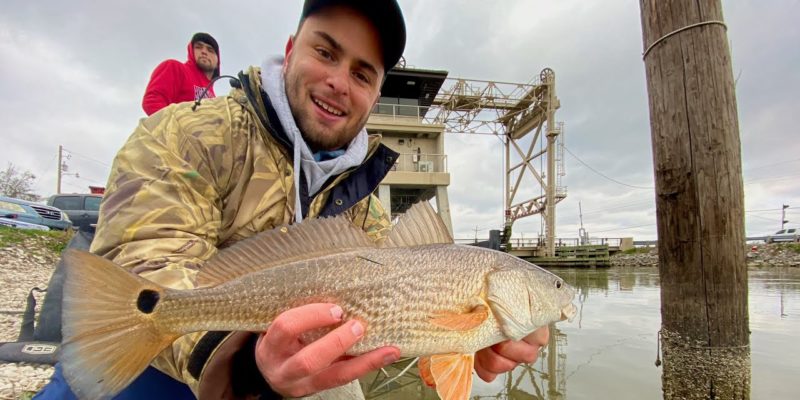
[368,64,565,254]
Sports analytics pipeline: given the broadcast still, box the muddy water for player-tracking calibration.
[362,267,800,399]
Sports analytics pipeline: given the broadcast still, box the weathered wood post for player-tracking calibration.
[639,1,750,399]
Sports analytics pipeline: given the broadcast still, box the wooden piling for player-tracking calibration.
[639,1,750,398]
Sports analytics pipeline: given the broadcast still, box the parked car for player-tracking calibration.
[0,196,72,231]
[47,193,103,231]
[0,198,50,231]
[0,216,50,231]
[766,228,799,243]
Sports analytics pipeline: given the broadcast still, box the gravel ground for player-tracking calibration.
[0,236,62,400]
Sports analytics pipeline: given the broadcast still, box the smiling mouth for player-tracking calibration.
[313,97,344,117]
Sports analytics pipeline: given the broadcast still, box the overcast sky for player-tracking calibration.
[2,0,798,240]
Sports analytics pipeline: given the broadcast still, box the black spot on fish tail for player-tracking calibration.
[137,290,160,314]
[356,255,383,265]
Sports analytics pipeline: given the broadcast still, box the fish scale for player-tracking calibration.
[155,245,504,356]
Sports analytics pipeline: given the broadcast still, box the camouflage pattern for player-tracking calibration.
[90,66,391,396]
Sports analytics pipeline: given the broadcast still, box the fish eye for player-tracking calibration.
[555,280,562,289]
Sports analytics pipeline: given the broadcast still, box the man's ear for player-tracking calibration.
[372,91,381,107]
[282,35,295,72]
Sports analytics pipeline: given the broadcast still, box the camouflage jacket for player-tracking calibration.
[91,66,398,399]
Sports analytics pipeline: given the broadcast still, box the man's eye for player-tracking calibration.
[316,48,333,60]
[354,72,370,84]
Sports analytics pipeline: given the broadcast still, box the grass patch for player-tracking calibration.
[0,225,72,254]
[784,243,800,253]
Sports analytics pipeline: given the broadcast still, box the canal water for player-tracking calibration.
[361,266,800,399]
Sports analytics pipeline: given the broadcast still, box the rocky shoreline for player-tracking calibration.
[611,243,800,267]
[0,230,798,399]
[0,232,63,400]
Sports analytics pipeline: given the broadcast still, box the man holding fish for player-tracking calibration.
[34,1,559,399]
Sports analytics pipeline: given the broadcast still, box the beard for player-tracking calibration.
[196,59,216,75]
[284,68,369,152]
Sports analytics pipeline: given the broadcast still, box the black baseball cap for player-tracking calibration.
[300,0,406,71]
[191,32,219,55]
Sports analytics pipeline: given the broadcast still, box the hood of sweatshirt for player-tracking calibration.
[185,39,220,80]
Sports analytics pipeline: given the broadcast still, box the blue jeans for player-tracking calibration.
[34,363,196,399]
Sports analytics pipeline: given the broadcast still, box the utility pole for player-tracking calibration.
[640,1,750,398]
[578,201,587,245]
[56,145,62,194]
[781,204,789,229]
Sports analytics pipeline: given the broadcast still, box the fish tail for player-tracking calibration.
[60,249,181,399]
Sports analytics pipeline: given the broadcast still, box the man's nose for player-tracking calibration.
[325,65,349,96]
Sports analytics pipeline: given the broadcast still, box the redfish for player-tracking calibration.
[59,202,576,400]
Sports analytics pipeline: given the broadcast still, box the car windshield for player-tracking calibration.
[775,230,786,235]
[84,196,102,211]
[0,201,27,214]
[52,196,82,210]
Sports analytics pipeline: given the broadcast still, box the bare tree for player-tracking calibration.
[0,163,39,201]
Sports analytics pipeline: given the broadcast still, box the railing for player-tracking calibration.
[370,103,437,124]
[391,153,448,173]
[458,237,626,248]
[511,237,623,248]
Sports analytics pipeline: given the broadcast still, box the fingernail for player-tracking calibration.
[383,352,399,365]
[330,305,343,320]
[350,321,364,337]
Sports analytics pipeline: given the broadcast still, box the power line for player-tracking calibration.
[747,214,779,223]
[62,148,112,168]
[745,208,784,213]
[744,157,800,172]
[581,200,654,216]
[592,223,656,234]
[563,147,654,190]
[744,173,800,185]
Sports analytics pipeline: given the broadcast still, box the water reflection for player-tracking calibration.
[361,267,800,399]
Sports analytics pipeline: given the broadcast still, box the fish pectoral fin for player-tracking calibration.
[418,353,474,400]
[429,304,489,331]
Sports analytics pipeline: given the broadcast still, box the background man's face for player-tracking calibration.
[193,42,218,74]
[284,6,384,151]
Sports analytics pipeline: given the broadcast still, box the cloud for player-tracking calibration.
[0,0,796,240]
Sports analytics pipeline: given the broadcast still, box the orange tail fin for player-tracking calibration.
[60,249,180,399]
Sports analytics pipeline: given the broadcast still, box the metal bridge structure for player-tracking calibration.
[429,69,566,257]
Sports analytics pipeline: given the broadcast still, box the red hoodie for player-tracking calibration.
[141,40,221,116]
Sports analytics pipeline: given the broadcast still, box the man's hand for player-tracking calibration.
[255,303,400,398]
[474,325,550,382]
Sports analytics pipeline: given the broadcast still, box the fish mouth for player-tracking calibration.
[560,303,577,322]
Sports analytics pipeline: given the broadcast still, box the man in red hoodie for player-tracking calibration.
[141,32,221,116]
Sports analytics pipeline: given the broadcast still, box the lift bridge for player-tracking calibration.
[367,63,565,257]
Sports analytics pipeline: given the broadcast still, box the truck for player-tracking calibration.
[46,193,102,232]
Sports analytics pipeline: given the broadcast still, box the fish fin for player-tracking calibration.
[418,356,436,388]
[429,304,489,331]
[420,353,475,400]
[384,201,453,248]
[198,213,376,286]
[60,249,181,400]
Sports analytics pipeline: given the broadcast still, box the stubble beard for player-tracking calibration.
[197,60,216,75]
